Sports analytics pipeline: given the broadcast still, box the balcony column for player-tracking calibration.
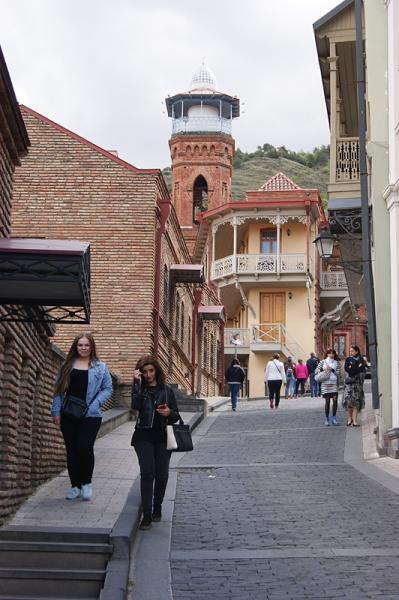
[232,217,238,273]
[276,214,281,276]
[306,205,310,272]
[328,43,338,184]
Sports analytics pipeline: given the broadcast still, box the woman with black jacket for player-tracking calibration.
[343,345,366,427]
[131,355,179,530]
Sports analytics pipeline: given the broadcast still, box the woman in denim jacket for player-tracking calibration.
[52,333,112,501]
[131,355,179,530]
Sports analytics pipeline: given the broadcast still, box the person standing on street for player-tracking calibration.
[225,358,245,411]
[284,356,296,399]
[315,348,341,426]
[343,345,366,427]
[264,353,286,409]
[131,356,180,530]
[52,333,113,501]
[294,359,308,397]
[306,352,319,398]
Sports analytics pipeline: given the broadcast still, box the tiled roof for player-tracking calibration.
[259,172,301,191]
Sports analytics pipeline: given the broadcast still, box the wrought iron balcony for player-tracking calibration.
[320,271,347,290]
[172,116,232,135]
[212,253,307,280]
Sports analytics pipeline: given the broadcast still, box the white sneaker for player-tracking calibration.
[81,483,93,501]
[66,486,81,500]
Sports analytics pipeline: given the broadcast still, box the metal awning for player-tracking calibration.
[0,238,91,324]
[170,264,204,284]
[198,305,226,322]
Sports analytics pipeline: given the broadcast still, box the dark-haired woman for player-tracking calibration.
[315,348,341,427]
[343,345,366,427]
[131,355,180,530]
[52,333,113,501]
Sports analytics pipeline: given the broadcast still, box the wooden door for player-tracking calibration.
[260,293,286,343]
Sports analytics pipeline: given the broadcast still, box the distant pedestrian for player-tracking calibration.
[131,356,180,530]
[306,352,320,398]
[315,348,341,426]
[343,345,366,427]
[294,359,308,397]
[264,353,286,409]
[52,333,113,501]
[225,358,245,411]
[284,356,296,399]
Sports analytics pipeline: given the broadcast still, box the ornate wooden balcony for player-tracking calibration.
[212,253,307,281]
[320,271,347,291]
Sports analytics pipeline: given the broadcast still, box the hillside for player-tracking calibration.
[230,156,328,200]
[162,145,329,201]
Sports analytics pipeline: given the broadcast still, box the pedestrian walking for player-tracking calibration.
[315,348,341,426]
[264,353,286,408]
[131,355,180,530]
[52,333,113,501]
[306,352,319,398]
[294,359,308,397]
[284,356,296,399]
[342,345,366,427]
[225,358,245,411]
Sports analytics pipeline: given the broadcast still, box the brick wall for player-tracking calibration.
[12,109,159,387]
[0,322,65,523]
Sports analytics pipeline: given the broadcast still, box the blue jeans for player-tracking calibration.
[228,383,240,409]
[285,377,295,398]
[309,372,318,397]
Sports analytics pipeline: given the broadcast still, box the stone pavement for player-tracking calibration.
[131,391,399,600]
[3,411,194,530]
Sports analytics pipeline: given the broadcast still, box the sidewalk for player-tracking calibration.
[2,411,196,531]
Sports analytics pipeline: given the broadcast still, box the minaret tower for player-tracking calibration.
[165,61,240,252]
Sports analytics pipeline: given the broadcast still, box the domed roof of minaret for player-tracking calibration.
[189,60,217,92]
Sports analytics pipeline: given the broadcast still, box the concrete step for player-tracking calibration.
[0,540,112,569]
[0,528,110,544]
[0,568,105,598]
[98,408,131,438]
[0,597,99,600]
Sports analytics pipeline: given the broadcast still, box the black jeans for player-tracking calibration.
[295,378,306,396]
[268,380,282,406]
[134,441,172,518]
[61,416,102,487]
[324,393,338,418]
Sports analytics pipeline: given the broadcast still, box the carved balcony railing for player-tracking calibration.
[336,138,359,181]
[224,328,251,349]
[212,253,307,280]
[320,271,348,290]
[251,323,308,361]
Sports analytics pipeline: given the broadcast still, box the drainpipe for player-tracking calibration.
[220,320,225,395]
[191,288,202,395]
[154,198,171,357]
[355,0,379,410]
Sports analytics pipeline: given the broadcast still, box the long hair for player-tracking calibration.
[55,333,98,396]
[136,355,166,389]
[324,348,338,360]
[350,344,361,357]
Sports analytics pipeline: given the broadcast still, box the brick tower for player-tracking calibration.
[165,61,240,252]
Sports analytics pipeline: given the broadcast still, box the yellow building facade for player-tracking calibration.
[196,172,325,398]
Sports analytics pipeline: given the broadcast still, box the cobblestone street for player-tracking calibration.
[166,396,399,599]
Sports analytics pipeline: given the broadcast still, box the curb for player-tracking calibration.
[99,411,203,600]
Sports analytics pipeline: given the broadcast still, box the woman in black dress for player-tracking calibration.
[343,345,366,427]
[131,355,180,530]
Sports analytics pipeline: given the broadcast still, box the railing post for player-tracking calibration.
[277,214,281,275]
[233,217,238,275]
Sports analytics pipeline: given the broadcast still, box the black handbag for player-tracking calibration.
[61,394,89,421]
[167,417,193,452]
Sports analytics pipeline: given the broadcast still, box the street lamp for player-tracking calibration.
[313,225,334,259]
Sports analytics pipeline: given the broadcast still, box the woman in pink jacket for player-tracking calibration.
[294,359,308,397]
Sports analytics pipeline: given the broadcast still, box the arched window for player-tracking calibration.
[193,175,208,224]
[175,295,180,340]
[180,302,185,347]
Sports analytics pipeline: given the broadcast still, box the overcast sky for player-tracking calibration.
[0,0,339,169]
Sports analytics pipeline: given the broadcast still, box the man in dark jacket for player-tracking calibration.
[225,358,245,411]
[306,352,320,397]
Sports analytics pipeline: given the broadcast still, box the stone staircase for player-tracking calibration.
[0,529,112,599]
